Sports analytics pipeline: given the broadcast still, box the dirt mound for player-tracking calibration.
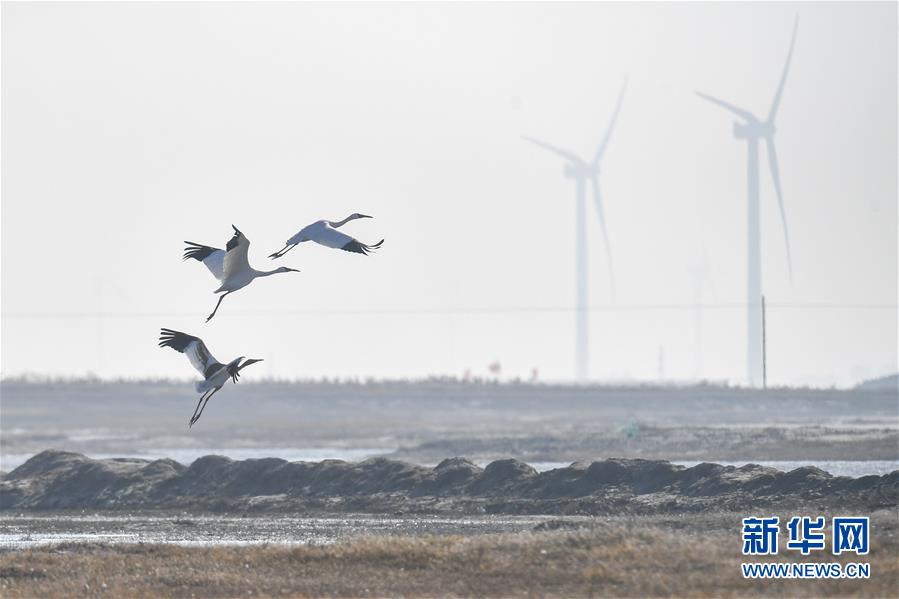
[2,450,896,514]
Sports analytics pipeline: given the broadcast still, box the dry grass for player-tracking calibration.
[2,512,897,598]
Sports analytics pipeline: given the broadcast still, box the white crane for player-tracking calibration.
[183,225,299,322]
[268,213,384,259]
[158,328,263,427]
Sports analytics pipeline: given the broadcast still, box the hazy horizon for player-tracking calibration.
[2,2,896,387]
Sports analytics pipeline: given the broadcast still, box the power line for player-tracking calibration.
[1,302,895,319]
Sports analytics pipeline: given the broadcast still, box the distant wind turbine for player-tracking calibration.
[697,16,797,387]
[523,77,627,382]
[158,328,263,427]
[184,226,299,322]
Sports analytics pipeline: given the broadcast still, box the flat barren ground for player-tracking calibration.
[2,380,897,467]
[1,510,896,598]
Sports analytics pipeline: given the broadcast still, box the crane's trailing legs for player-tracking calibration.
[268,243,298,259]
[189,388,212,426]
[190,388,220,427]
[189,392,207,425]
[206,292,232,323]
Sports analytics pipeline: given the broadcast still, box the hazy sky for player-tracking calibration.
[2,2,896,386]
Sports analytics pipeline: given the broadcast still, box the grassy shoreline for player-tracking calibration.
[2,511,896,597]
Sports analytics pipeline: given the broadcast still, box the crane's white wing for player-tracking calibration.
[312,226,355,249]
[222,226,251,279]
[183,242,225,280]
[287,221,327,245]
[158,328,224,379]
[203,252,225,280]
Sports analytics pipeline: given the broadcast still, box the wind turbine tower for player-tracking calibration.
[697,17,797,387]
[523,78,627,382]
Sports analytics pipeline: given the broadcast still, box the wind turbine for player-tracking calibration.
[697,17,797,387]
[523,78,627,382]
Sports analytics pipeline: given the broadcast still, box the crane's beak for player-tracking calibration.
[285,267,300,273]
[231,225,243,236]
[358,214,373,219]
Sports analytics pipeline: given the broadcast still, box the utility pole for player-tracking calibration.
[761,295,767,389]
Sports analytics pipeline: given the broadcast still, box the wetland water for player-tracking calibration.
[0,513,561,550]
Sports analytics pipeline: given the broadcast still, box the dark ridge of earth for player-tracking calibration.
[1,450,897,515]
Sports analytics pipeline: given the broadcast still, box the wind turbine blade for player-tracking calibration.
[521,135,583,164]
[695,91,755,122]
[767,15,799,123]
[765,137,793,282]
[592,76,629,167]
[589,176,616,301]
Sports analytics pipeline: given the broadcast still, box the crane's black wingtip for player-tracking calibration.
[341,239,385,255]
[159,328,196,352]
[184,242,217,262]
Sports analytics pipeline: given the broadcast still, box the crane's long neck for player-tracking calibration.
[328,214,356,228]
[253,268,287,278]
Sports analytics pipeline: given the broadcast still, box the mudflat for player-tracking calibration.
[2,381,897,465]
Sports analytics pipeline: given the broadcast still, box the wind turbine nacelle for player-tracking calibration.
[733,121,774,139]
[563,163,592,179]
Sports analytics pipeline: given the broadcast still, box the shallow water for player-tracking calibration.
[524,460,898,476]
[672,460,898,477]
[0,513,558,551]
